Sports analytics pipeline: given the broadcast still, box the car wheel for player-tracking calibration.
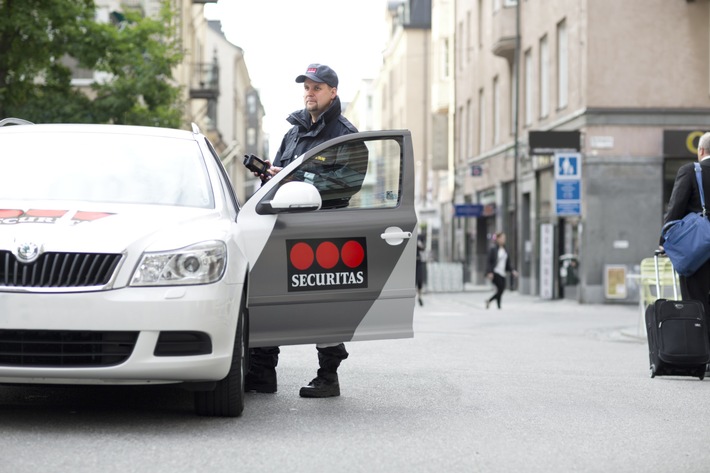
[194,296,246,417]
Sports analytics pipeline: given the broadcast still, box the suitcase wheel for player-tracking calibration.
[650,364,656,378]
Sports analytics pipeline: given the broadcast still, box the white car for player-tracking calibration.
[0,119,417,417]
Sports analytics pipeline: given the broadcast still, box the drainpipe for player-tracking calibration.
[513,0,521,285]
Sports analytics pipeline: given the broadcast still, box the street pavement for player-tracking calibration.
[3,288,710,473]
[242,288,709,472]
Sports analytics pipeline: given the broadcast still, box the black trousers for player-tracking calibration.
[487,273,507,308]
[249,344,349,381]
[680,259,710,341]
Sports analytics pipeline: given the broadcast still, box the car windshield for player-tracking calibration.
[0,131,214,208]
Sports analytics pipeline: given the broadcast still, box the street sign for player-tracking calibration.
[554,152,581,217]
[454,204,484,217]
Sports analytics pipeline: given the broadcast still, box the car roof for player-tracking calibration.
[0,122,199,140]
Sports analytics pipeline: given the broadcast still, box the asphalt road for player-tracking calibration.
[2,290,709,473]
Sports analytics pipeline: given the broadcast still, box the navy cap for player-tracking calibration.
[295,63,339,88]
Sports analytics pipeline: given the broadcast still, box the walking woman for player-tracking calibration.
[485,232,518,309]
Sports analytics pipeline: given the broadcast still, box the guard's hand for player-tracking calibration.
[255,160,274,182]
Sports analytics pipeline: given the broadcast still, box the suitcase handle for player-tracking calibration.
[654,250,679,300]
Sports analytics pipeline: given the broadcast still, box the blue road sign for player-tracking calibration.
[554,152,581,216]
[454,204,484,217]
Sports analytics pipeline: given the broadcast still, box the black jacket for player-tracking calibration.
[662,159,710,244]
[273,96,358,168]
[486,245,513,275]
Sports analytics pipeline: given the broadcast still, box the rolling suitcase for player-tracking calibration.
[645,251,710,379]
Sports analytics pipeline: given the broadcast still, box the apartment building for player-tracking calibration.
[377,0,433,218]
[455,0,710,303]
[205,20,266,204]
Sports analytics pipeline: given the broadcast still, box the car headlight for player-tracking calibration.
[130,241,227,286]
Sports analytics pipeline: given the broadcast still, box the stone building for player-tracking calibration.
[454,0,710,303]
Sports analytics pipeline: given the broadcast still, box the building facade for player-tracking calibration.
[82,1,265,205]
[205,20,265,204]
[454,0,710,303]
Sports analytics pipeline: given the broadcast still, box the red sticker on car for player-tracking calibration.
[287,238,367,292]
[0,209,114,225]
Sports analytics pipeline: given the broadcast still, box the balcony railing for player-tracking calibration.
[189,62,219,100]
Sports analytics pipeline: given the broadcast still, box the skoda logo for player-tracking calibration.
[16,242,40,263]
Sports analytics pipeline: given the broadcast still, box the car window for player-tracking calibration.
[0,132,214,208]
[204,137,240,220]
[283,137,402,210]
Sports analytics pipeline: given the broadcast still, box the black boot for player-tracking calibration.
[246,346,279,393]
[299,344,348,398]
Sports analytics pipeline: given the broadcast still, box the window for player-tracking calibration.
[467,99,473,158]
[442,38,450,79]
[281,138,402,211]
[458,21,464,71]
[493,76,500,144]
[524,48,533,126]
[478,88,486,153]
[247,95,256,114]
[557,19,568,109]
[539,34,549,118]
[467,11,472,63]
[477,1,483,48]
[458,105,465,162]
[0,133,213,208]
[495,0,518,10]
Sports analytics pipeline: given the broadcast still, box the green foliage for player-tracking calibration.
[0,0,184,127]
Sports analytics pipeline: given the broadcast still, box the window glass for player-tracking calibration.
[282,137,402,210]
[0,132,214,208]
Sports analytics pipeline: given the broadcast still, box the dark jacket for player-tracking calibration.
[273,96,358,168]
[486,245,513,275]
[662,159,710,244]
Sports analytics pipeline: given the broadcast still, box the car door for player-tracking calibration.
[238,130,417,347]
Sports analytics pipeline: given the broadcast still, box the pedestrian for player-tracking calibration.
[485,232,518,309]
[661,131,710,356]
[245,63,358,398]
[416,234,426,306]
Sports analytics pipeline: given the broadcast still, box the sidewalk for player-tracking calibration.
[420,285,647,342]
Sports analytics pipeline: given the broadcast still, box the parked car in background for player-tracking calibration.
[0,119,417,417]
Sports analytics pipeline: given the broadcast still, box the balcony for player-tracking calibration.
[491,6,517,62]
[189,62,219,100]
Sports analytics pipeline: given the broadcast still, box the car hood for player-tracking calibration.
[0,202,227,254]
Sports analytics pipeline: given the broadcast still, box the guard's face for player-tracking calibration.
[303,79,336,118]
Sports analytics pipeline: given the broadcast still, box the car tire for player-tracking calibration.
[194,295,246,417]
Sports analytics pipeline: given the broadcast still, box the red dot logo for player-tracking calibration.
[290,242,314,270]
[341,240,365,268]
[316,241,339,269]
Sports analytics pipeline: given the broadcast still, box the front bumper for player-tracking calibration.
[0,282,243,385]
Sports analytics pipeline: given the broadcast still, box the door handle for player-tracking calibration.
[380,226,412,246]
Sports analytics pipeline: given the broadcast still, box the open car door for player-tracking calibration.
[238,130,417,347]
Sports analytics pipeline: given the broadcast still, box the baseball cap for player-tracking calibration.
[295,63,339,88]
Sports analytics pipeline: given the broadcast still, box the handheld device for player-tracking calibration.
[243,154,270,176]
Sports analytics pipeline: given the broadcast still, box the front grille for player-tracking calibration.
[0,251,121,288]
[0,330,138,367]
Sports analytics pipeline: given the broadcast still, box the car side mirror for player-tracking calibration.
[262,181,322,213]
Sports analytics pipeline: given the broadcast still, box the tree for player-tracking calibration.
[0,0,184,127]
